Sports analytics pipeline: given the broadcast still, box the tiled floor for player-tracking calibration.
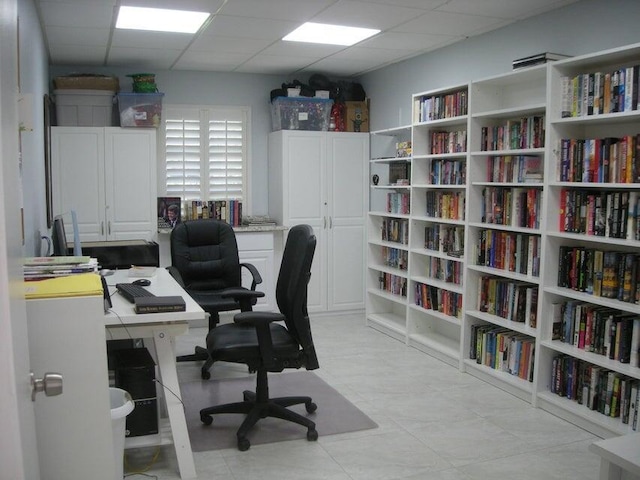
[124,313,602,480]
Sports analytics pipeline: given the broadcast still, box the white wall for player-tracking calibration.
[360,0,640,131]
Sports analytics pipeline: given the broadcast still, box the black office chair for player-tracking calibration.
[199,224,319,451]
[168,219,264,379]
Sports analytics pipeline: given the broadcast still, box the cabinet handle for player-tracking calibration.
[108,221,111,235]
[323,217,327,229]
[101,222,104,236]
[329,216,332,229]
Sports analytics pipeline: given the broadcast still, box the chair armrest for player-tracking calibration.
[234,311,285,369]
[166,266,186,288]
[240,262,263,290]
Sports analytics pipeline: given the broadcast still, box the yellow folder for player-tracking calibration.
[24,272,103,299]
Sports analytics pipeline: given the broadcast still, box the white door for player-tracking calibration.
[104,128,157,241]
[0,0,40,476]
[282,131,327,312]
[51,127,106,242]
[327,133,368,310]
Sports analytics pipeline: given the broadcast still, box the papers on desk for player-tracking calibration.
[24,272,104,299]
[23,256,98,280]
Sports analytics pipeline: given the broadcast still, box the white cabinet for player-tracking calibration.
[51,127,157,243]
[236,230,277,312]
[27,295,116,480]
[268,130,369,313]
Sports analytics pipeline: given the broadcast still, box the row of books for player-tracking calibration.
[185,200,243,226]
[424,256,463,286]
[557,247,639,303]
[481,186,542,229]
[552,300,640,366]
[486,155,543,184]
[23,255,98,281]
[378,272,407,297]
[430,130,467,155]
[558,135,640,184]
[560,66,640,118]
[386,192,410,215]
[425,191,465,220]
[475,276,538,327]
[426,158,466,186]
[414,89,468,123]
[469,325,535,382]
[381,246,408,271]
[474,229,541,278]
[414,283,463,318]
[381,218,409,245]
[479,115,545,151]
[551,355,639,431]
[424,224,464,256]
[559,189,639,240]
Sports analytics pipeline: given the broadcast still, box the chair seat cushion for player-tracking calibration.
[206,322,300,363]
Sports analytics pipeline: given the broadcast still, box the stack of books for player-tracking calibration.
[23,256,99,281]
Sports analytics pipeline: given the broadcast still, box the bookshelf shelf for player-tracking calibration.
[367,42,640,438]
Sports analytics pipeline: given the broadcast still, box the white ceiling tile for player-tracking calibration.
[174,51,255,71]
[438,0,578,19]
[218,0,336,21]
[393,10,507,36]
[189,35,269,55]
[121,0,226,13]
[234,55,316,74]
[45,26,111,47]
[111,30,194,49]
[359,31,461,51]
[107,47,183,70]
[310,0,425,30]
[352,0,447,10]
[260,40,345,58]
[48,45,109,65]
[205,15,299,40]
[38,2,116,28]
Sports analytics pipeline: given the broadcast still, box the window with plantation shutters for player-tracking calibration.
[162,106,249,204]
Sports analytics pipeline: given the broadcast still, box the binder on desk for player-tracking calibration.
[24,272,104,299]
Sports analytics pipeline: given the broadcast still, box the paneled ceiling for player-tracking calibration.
[36,0,579,77]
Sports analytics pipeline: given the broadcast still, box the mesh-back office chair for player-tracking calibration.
[199,224,319,451]
[168,219,264,379]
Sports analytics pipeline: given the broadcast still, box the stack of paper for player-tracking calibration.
[24,272,104,299]
[23,256,98,281]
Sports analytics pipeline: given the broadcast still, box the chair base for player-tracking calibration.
[176,346,213,379]
[199,370,318,451]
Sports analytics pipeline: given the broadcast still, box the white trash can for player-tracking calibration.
[110,387,134,480]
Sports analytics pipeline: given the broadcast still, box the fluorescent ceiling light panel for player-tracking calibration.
[116,6,210,34]
[283,22,380,46]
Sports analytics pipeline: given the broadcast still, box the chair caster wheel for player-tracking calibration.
[200,414,213,426]
[201,370,211,380]
[307,429,318,441]
[305,401,317,413]
[237,437,250,451]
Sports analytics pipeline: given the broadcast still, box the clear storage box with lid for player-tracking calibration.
[271,97,333,131]
[117,93,164,128]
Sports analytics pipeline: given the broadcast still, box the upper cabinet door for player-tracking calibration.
[51,127,105,242]
[103,128,157,240]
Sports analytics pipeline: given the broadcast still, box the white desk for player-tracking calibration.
[105,268,204,480]
[589,433,640,480]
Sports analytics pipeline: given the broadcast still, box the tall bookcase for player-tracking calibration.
[537,44,640,438]
[366,42,640,438]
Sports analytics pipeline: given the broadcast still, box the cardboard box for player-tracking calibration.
[345,100,369,132]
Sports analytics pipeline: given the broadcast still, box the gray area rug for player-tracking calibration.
[179,371,378,451]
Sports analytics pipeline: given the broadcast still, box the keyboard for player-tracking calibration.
[116,283,156,303]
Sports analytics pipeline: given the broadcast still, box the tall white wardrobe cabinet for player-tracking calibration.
[51,127,157,243]
[268,130,369,313]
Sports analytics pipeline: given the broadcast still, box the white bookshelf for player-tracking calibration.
[366,43,640,438]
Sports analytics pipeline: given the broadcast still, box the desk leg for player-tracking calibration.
[600,459,622,480]
[154,329,197,480]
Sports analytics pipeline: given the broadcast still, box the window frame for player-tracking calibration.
[158,104,252,211]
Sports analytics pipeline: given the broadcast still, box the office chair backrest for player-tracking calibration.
[52,215,67,256]
[277,224,319,370]
[170,219,241,291]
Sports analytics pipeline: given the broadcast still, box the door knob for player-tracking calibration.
[30,371,63,401]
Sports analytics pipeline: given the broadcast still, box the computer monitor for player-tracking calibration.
[51,215,68,256]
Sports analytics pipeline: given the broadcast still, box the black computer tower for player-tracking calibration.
[112,348,158,437]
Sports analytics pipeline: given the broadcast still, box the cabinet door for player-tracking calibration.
[104,128,157,241]
[281,131,327,312]
[327,133,368,310]
[236,232,275,311]
[51,127,106,242]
